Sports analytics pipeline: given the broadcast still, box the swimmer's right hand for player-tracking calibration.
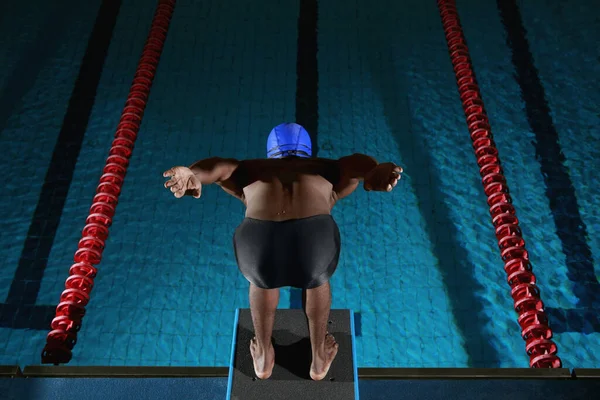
[163,166,202,198]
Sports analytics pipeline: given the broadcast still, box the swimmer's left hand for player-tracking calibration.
[364,163,403,192]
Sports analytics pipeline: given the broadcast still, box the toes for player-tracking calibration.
[325,333,338,348]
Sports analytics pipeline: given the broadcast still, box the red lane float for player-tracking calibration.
[436,0,561,368]
[41,0,176,364]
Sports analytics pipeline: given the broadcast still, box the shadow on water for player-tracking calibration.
[497,0,599,334]
[0,1,77,136]
[0,0,122,331]
[295,0,319,156]
[363,20,501,367]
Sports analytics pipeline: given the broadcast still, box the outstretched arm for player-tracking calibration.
[188,157,240,184]
[163,157,241,199]
[190,157,245,200]
[333,153,379,199]
[333,154,403,200]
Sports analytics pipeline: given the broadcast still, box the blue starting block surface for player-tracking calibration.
[227,308,359,400]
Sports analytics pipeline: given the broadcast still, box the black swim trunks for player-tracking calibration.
[233,214,341,289]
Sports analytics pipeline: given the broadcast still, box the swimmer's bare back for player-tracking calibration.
[163,153,403,219]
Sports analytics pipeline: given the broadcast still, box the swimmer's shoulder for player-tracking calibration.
[235,158,270,173]
[234,157,339,175]
[230,158,271,186]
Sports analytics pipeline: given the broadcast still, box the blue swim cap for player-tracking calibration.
[266,123,312,158]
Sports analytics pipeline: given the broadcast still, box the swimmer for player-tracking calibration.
[163,123,402,380]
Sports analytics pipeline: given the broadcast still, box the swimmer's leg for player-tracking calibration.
[249,283,279,379]
[304,281,339,380]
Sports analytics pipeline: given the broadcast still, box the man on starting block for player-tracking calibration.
[163,123,402,380]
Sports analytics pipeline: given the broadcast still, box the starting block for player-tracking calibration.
[227,308,359,400]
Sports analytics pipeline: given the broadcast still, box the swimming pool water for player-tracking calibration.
[0,0,598,369]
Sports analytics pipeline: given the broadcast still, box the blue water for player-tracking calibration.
[0,0,598,369]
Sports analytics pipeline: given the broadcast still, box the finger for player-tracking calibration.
[168,180,184,191]
[394,166,403,173]
[174,189,185,198]
[164,179,178,188]
[170,184,184,193]
[386,184,392,192]
[192,188,201,198]
[163,168,175,178]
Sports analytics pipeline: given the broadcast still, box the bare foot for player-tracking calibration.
[250,337,275,379]
[310,333,339,381]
